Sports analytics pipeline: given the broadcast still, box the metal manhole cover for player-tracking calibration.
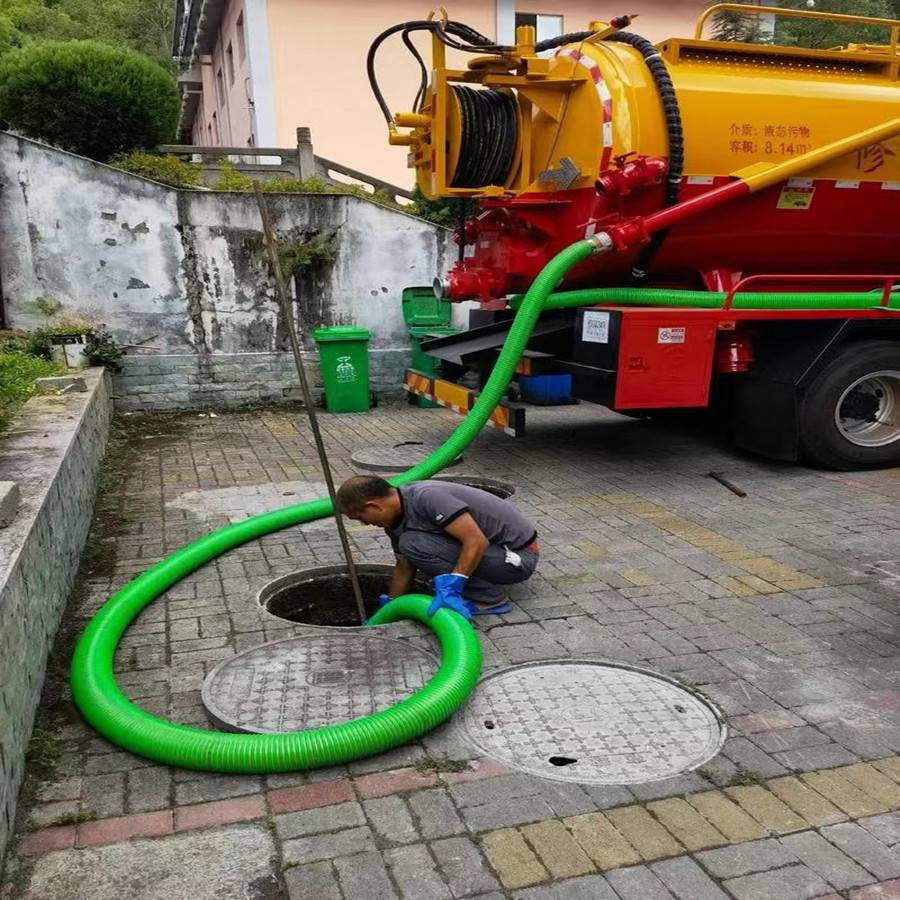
[351,441,462,473]
[460,661,726,784]
[202,633,439,733]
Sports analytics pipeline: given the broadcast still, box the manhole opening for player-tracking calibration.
[549,756,578,767]
[259,564,432,627]
[431,475,516,499]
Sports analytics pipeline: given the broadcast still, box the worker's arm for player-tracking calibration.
[443,512,489,576]
[388,556,416,598]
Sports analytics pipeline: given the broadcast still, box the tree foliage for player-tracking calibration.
[0,0,174,67]
[0,40,179,160]
[709,0,899,48]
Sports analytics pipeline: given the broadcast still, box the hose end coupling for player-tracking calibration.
[587,232,614,255]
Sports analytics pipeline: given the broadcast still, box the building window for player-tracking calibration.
[237,13,246,61]
[514,12,563,43]
[211,111,220,144]
[216,66,225,106]
[226,42,235,85]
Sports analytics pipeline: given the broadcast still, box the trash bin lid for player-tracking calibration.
[312,326,371,343]
[408,326,459,338]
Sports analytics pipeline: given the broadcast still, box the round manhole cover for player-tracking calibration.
[202,633,439,733]
[351,441,462,473]
[460,661,726,784]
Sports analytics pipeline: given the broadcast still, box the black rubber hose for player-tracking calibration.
[606,31,684,282]
[449,86,518,188]
[402,29,429,111]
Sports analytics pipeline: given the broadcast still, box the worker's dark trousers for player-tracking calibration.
[398,531,538,603]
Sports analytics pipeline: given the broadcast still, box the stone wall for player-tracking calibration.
[0,132,457,409]
[0,369,112,868]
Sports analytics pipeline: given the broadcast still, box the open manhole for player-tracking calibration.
[201,633,440,733]
[259,564,432,627]
[460,661,726,784]
[431,475,516,499]
[351,441,462,473]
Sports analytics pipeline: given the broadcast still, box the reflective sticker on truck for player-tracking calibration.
[582,311,610,344]
[658,327,686,345]
[777,186,815,210]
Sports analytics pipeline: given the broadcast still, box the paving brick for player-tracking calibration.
[873,759,900,784]
[80,773,126,819]
[407,788,464,840]
[430,835,501,896]
[564,812,642,870]
[18,826,76,856]
[861,813,900,847]
[440,757,512,784]
[651,856,730,899]
[284,861,341,900]
[267,779,355,814]
[174,774,262,805]
[76,810,174,847]
[776,744,862,772]
[334,850,398,900]
[514,874,620,900]
[731,710,807,734]
[849,880,900,899]
[521,820,594,878]
[767,776,847,827]
[174,795,266,831]
[605,864,677,899]
[281,826,376,865]
[822,823,900,881]
[384,844,451,899]
[801,771,890,818]
[605,805,683,860]
[696,837,798,878]
[363,796,419,844]
[274,801,365,839]
[841,764,900,808]
[722,863,832,900]
[126,767,172,813]
[646,797,727,851]
[355,767,438,799]
[686,791,767,842]
[722,737,790,778]
[481,828,549,889]
[461,795,555,832]
[751,727,832,754]
[781,829,876,890]
[725,785,809,833]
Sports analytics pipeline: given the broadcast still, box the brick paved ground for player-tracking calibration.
[4,402,900,899]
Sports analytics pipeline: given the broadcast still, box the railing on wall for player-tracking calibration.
[157,126,415,204]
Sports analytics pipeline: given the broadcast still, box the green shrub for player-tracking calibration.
[0,40,178,161]
[110,152,202,188]
[0,351,60,428]
[212,159,254,191]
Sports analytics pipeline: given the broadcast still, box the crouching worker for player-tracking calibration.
[336,475,539,619]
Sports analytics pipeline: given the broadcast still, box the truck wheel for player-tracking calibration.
[800,341,900,470]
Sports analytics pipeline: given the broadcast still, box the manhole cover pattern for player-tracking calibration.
[460,661,726,784]
[202,634,439,733]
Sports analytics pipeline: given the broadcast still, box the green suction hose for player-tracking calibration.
[509,286,900,311]
[69,239,597,773]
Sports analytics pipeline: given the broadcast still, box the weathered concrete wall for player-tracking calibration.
[0,369,112,870]
[0,132,454,408]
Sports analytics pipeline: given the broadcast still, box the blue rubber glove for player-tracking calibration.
[377,593,392,607]
[427,573,472,620]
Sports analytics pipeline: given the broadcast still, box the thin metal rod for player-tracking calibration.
[708,471,747,498]
[253,184,368,625]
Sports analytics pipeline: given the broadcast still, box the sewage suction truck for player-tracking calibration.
[372,6,900,469]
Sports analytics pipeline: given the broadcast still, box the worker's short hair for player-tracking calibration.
[336,475,394,513]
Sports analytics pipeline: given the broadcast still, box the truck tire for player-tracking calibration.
[799,341,900,470]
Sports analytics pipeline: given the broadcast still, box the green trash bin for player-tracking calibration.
[401,286,452,327]
[312,326,371,413]
[408,325,459,408]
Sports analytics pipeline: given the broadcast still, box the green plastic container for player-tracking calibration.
[312,326,371,413]
[402,286,452,327]
[409,326,458,408]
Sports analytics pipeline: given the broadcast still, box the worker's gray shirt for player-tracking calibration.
[387,481,536,554]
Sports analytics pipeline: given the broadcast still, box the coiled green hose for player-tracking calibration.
[69,239,597,773]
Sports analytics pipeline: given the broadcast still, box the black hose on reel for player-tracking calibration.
[449,86,518,188]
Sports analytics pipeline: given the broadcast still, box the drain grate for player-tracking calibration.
[201,633,439,733]
[460,661,726,784]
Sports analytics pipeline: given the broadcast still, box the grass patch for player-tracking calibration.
[0,351,60,429]
[413,754,471,775]
[48,810,97,827]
